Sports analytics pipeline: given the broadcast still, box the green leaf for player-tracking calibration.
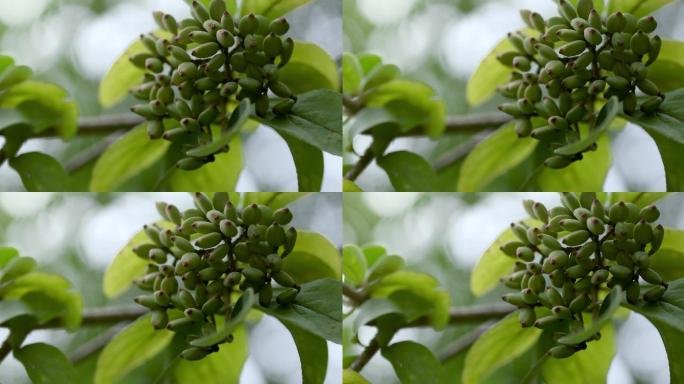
[103,221,175,298]
[458,122,537,192]
[282,231,341,284]
[279,42,339,94]
[342,244,367,286]
[542,324,615,384]
[1,272,82,329]
[343,179,363,192]
[623,276,684,383]
[363,245,387,267]
[381,341,446,384]
[607,0,674,17]
[650,228,684,281]
[0,81,78,139]
[625,88,684,191]
[168,137,243,191]
[90,124,170,192]
[364,80,445,138]
[648,40,684,93]
[14,343,76,384]
[242,192,310,209]
[554,97,619,156]
[471,219,542,296]
[358,53,382,75]
[343,369,370,384]
[0,246,19,268]
[241,0,313,19]
[345,107,400,143]
[9,152,71,192]
[558,286,622,345]
[537,134,611,191]
[369,271,450,329]
[363,64,400,92]
[377,151,438,192]
[467,29,535,107]
[283,323,328,384]
[94,314,174,384]
[173,325,249,383]
[0,65,32,89]
[278,131,324,191]
[98,31,171,108]
[260,278,342,343]
[0,55,16,75]
[462,313,542,384]
[342,53,363,95]
[191,288,255,347]
[257,89,342,156]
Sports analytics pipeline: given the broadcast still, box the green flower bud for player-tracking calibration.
[643,285,666,302]
[551,305,573,319]
[259,284,273,306]
[640,268,663,285]
[558,0,577,21]
[549,345,577,359]
[239,14,259,35]
[216,29,235,47]
[607,12,626,33]
[534,315,564,329]
[569,293,591,313]
[272,270,296,287]
[283,227,297,256]
[151,310,169,329]
[631,32,652,56]
[167,316,194,331]
[135,294,161,309]
[519,307,537,327]
[502,292,527,308]
[276,287,299,305]
[243,267,266,282]
[191,42,220,58]
[609,264,633,280]
[608,201,628,222]
[562,230,590,246]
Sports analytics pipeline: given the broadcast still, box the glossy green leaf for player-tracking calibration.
[607,0,674,17]
[280,42,339,94]
[191,289,255,347]
[278,131,324,192]
[537,134,611,191]
[342,52,363,95]
[0,81,78,138]
[0,55,14,74]
[358,53,382,75]
[650,228,684,281]
[462,313,542,384]
[282,231,341,283]
[9,152,71,192]
[363,245,387,267]
[284,323,328,384]
[241,0,313,19]
[369,271,450,329]
[0,65,32,89]
[94,314,174,384]
[343,179,363,192]
[363,64,400,92]
[624,276,684,383]
[364,80,445,138]
[381,341,446,384]
[377,151,438,192]
[257,89,342,155]
[0,246,19,268]
[625,88,684,191]
[558,286,622,345]
[542,324,615,384]
[103,221,175,298]
[90,124,170,192]
[14,343,76,384]
[555,97,619,156]
[99,31,171,108]
[648,40,684,93]
[242,192,310,209]
[173,325,248,383]
[467,29,535,107]
[471,219,542,296]
[168,137,243,191]
[260,278,342,343]
[342,244,367,286]
[343,369,369,384]
[458,123,537,192]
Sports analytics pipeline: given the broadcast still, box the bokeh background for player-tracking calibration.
[343,0,684,191]
[344,192,684,384]
[0,0,342,191]
[0,192,343,383]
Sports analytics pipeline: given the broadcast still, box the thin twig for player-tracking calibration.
[65,132,125,173]
[405,304,514,328]
[350,331,383,372]
[0,334,12,364]
[433,129,495,172]
[343,283,368,306]
[439,321,497,362]
[343,95,364,115]
[399,114,512,137]
[69,322,129,364]
[344,145,375,182]
[33,115,144,138]
[32,306,147,329]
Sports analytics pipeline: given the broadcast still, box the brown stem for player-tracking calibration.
[405,304,514,328]
[399,114,512,137]
[33,115,144,139]
[439,321,497,362]
[69,323,129,364]
[34,306,147,329]
[433,129,495,172]
[350,331,383,372]
[345,145,375,182]
[342,283,368,306]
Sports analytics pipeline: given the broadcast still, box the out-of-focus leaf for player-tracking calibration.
[14,343,76,384]
[279,42,339,94]
[282,231,341,283]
